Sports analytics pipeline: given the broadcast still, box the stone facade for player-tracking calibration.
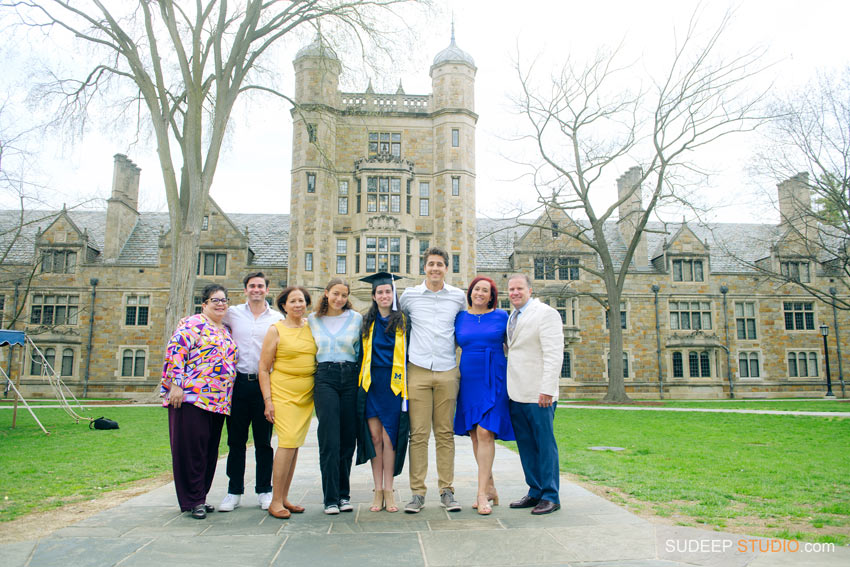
[287,34,478,305]
[1,36,847,400]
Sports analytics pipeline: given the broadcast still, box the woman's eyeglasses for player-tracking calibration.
[207,298,229,305]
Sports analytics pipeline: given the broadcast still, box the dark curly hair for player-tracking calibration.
[361,287,405,338]
[276,286,311,315]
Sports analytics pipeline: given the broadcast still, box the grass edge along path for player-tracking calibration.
[0,406,222,523]
[540,407,849,545]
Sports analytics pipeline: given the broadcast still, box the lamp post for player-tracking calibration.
[829,287,845,397]
[819,324,835,397]
[720,285,733,399]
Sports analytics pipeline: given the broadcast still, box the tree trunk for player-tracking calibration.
[164,228,201,341]
[602,283,631,403]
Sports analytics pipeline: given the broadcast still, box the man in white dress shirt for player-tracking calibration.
[399,247,466,513]
[219,272,283,512]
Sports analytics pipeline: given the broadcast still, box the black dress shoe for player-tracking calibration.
[531,500,560,515]
[204,503,215,513]
[509,495,540,509]
[191,505,207,519]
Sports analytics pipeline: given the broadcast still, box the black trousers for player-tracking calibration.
[225,374,273,494]
[314,361,358,506]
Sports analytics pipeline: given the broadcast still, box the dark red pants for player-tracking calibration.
[168,403,225,511]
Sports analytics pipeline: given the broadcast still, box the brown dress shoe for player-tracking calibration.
[531,500,560,515]
[509,495,540,509]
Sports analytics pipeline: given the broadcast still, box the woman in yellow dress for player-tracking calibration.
[259,286,316,519]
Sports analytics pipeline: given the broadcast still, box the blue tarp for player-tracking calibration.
[0,330,25,347]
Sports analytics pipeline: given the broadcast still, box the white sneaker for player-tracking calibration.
[219,493,241,512]
[257,492,272,510]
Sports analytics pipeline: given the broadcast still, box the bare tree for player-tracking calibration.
[3,0,423,335]
[746,69,850,309]
[514,11,766,401]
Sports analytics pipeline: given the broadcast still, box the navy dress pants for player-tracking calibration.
[509,400,560,504]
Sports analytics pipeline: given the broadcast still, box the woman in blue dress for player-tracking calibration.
[355,273,408,513]
[454,275,514,515]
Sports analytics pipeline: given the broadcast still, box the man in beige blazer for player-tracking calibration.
[505,273,564,515]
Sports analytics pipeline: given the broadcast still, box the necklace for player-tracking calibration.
[468,309,492,323]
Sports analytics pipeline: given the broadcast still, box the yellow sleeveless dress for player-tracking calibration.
[270,321,317,448]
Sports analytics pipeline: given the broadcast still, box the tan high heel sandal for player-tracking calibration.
[472,489,499,509]
[370,489,384,512]
[384,489,398,513]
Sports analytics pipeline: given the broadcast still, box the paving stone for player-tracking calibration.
[276,533,423,566]
[330,519,429,533]
[428,518,504,531]
[119,534,283,567]
[72,505,181,531]
[498,509,602,529]
[0,540,36,567]
[27,537,150,567]
[573,561,692,567]
[546,523,656,563]
[420,528,568,566]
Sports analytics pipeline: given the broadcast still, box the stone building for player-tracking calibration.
[288,32,477,303]
[1,35,847,399]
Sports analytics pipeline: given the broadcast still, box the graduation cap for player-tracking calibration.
[359,272,404,311]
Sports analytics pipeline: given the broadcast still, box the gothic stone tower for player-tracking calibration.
[289,32,477,304]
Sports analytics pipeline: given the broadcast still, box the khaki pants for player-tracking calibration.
[407,363,460,496]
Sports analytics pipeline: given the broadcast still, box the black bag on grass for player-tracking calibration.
[90,417,119,430]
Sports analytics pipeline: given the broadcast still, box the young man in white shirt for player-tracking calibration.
[399,247,466,513]
[219,272,283,511]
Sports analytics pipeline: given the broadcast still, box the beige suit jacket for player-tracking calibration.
[506,298,565,403]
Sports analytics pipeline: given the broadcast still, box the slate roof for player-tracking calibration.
[475,218,528,271]
[229,214,290,267]
[0,209,291,268]
[0,209,106,264]
[1,208,837,275]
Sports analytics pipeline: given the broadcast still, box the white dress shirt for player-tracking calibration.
[224,302,283,374]
[400,280,466,371]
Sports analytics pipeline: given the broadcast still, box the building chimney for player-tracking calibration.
[616,167,648,267]
[777,172,812,238]
[104,154,141,260]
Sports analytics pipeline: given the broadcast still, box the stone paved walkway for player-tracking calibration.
[1,419,847,567]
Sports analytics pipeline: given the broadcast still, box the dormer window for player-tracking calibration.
[780,261,811,283]
[672,259,703,282]
[41,250,76,274]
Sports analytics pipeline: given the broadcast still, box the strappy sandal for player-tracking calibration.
[476,495,492,516]
[384,489,398,513]
[370,489,384,512]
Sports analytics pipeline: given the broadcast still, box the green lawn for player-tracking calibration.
[546,408,849,544]
[0,406,227,522]
[560,399,850,412]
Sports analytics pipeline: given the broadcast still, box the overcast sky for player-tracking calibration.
[2,0,849,223]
